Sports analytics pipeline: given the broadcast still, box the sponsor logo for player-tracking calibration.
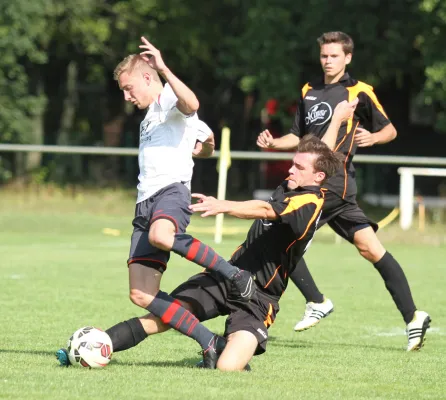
[257,328,268,339]
[306,96,317,100]
[305,102,333,126]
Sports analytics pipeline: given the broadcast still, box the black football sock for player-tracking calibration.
[373,251,417,324]
[172,233,239,280]
[106,317,148,352]
[289,258,324,303]
[147,290,215,350]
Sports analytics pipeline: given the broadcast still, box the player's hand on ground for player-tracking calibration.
[355,127,376,147]
[192,141,203,156]
[333,98,358,122]
[139,37,168,73]
[190,194,226,217]
[257,130,275,149]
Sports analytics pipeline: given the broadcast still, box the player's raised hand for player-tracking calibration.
[355,127,377,147]
[190,193,227,217]
[257,129,275,149]
[333,98,358,122]
[139,37,167,73]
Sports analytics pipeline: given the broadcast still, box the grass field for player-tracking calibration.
[1,189,445,399]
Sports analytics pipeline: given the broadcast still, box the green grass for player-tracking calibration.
[0,190,445,399]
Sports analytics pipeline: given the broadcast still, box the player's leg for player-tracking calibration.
[216,292,280,371]
[352,226,431,351]
[216,331,257,371]
[148,183,255,301]
[291,192,342,331]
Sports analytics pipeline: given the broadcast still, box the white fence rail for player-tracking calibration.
[1,144,446,165]
[1,144,446,232]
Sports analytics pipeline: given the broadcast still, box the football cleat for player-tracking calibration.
[229,269,256,303]
[199,335,226,369]
[406,310,431,351]
[293,298,334,332]
[196,359,251,371]
[56,348,71,367]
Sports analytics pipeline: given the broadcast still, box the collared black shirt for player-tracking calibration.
[230,183,324,298]
[290,73,391,199]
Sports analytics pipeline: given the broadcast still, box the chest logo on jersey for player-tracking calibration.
[305,102,332,126]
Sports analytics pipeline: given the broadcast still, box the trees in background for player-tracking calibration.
[0,0,445,186]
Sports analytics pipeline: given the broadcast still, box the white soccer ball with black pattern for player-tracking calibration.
[67,326,113,368]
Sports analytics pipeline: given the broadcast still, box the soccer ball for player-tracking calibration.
[67,326,113,368]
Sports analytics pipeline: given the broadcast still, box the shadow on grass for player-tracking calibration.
[267,336,403,352]
[0,349,56,357]
[110,357,201,368]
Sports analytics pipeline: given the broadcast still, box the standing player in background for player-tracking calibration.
[257,31,430,351]
[57,36,255,368]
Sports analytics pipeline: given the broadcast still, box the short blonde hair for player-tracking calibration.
[113,54,160,82]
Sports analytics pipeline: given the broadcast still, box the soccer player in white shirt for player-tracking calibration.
[56,37,255,368]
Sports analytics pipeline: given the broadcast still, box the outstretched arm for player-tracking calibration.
[189,194,278,220]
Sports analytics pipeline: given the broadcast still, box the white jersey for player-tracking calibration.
[136,83,211,204]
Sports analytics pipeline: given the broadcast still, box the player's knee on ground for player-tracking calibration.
[129,288,157,308]
[353,227,386,263]
[148,219,176,251]
[216,331,257,372]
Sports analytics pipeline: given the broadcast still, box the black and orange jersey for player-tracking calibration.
[289,73,391,199]
[229,183,324,299]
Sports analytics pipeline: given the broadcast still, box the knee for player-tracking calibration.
[148,230,173,251]
[216,358,244,372]
[354,241,385,263]
[129,288,155,308]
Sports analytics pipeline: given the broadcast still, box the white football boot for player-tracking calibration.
[406,310,431,351]
[293,298,334,332]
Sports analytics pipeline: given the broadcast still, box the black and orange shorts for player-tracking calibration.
[170,272,280,355]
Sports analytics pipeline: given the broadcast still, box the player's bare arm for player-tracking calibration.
[139,36,199,115]
[257,130,300,151]
[190,194,278,220]
[355,123,397,147]
[193,133,215,158]
[322,98,358,150]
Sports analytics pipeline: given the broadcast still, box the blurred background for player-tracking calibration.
[1,0,446,219]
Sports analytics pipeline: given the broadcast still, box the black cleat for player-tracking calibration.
[229,269,256,302]
[198,335,226,369]
[196,359,252,371]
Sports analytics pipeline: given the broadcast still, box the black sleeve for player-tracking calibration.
[289,94,306,138]
[357,89,391,133]
[270,198,318,238]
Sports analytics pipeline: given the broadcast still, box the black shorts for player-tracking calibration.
[170,272,280,355]
[318,190,378,243]
[127,182,192,272]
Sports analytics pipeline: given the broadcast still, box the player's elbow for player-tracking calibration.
[389,125,397,141]
[189,97,200,114]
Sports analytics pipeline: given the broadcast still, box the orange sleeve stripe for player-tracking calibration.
[346,81,388,119]
[301,83,312,98]
[280,194,324,240]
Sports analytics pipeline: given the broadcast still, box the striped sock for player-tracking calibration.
[147,290,214,350]
[172,233,239,279]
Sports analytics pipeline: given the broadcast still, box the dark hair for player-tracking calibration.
[297,135,343,184]
[317,31,354,55]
